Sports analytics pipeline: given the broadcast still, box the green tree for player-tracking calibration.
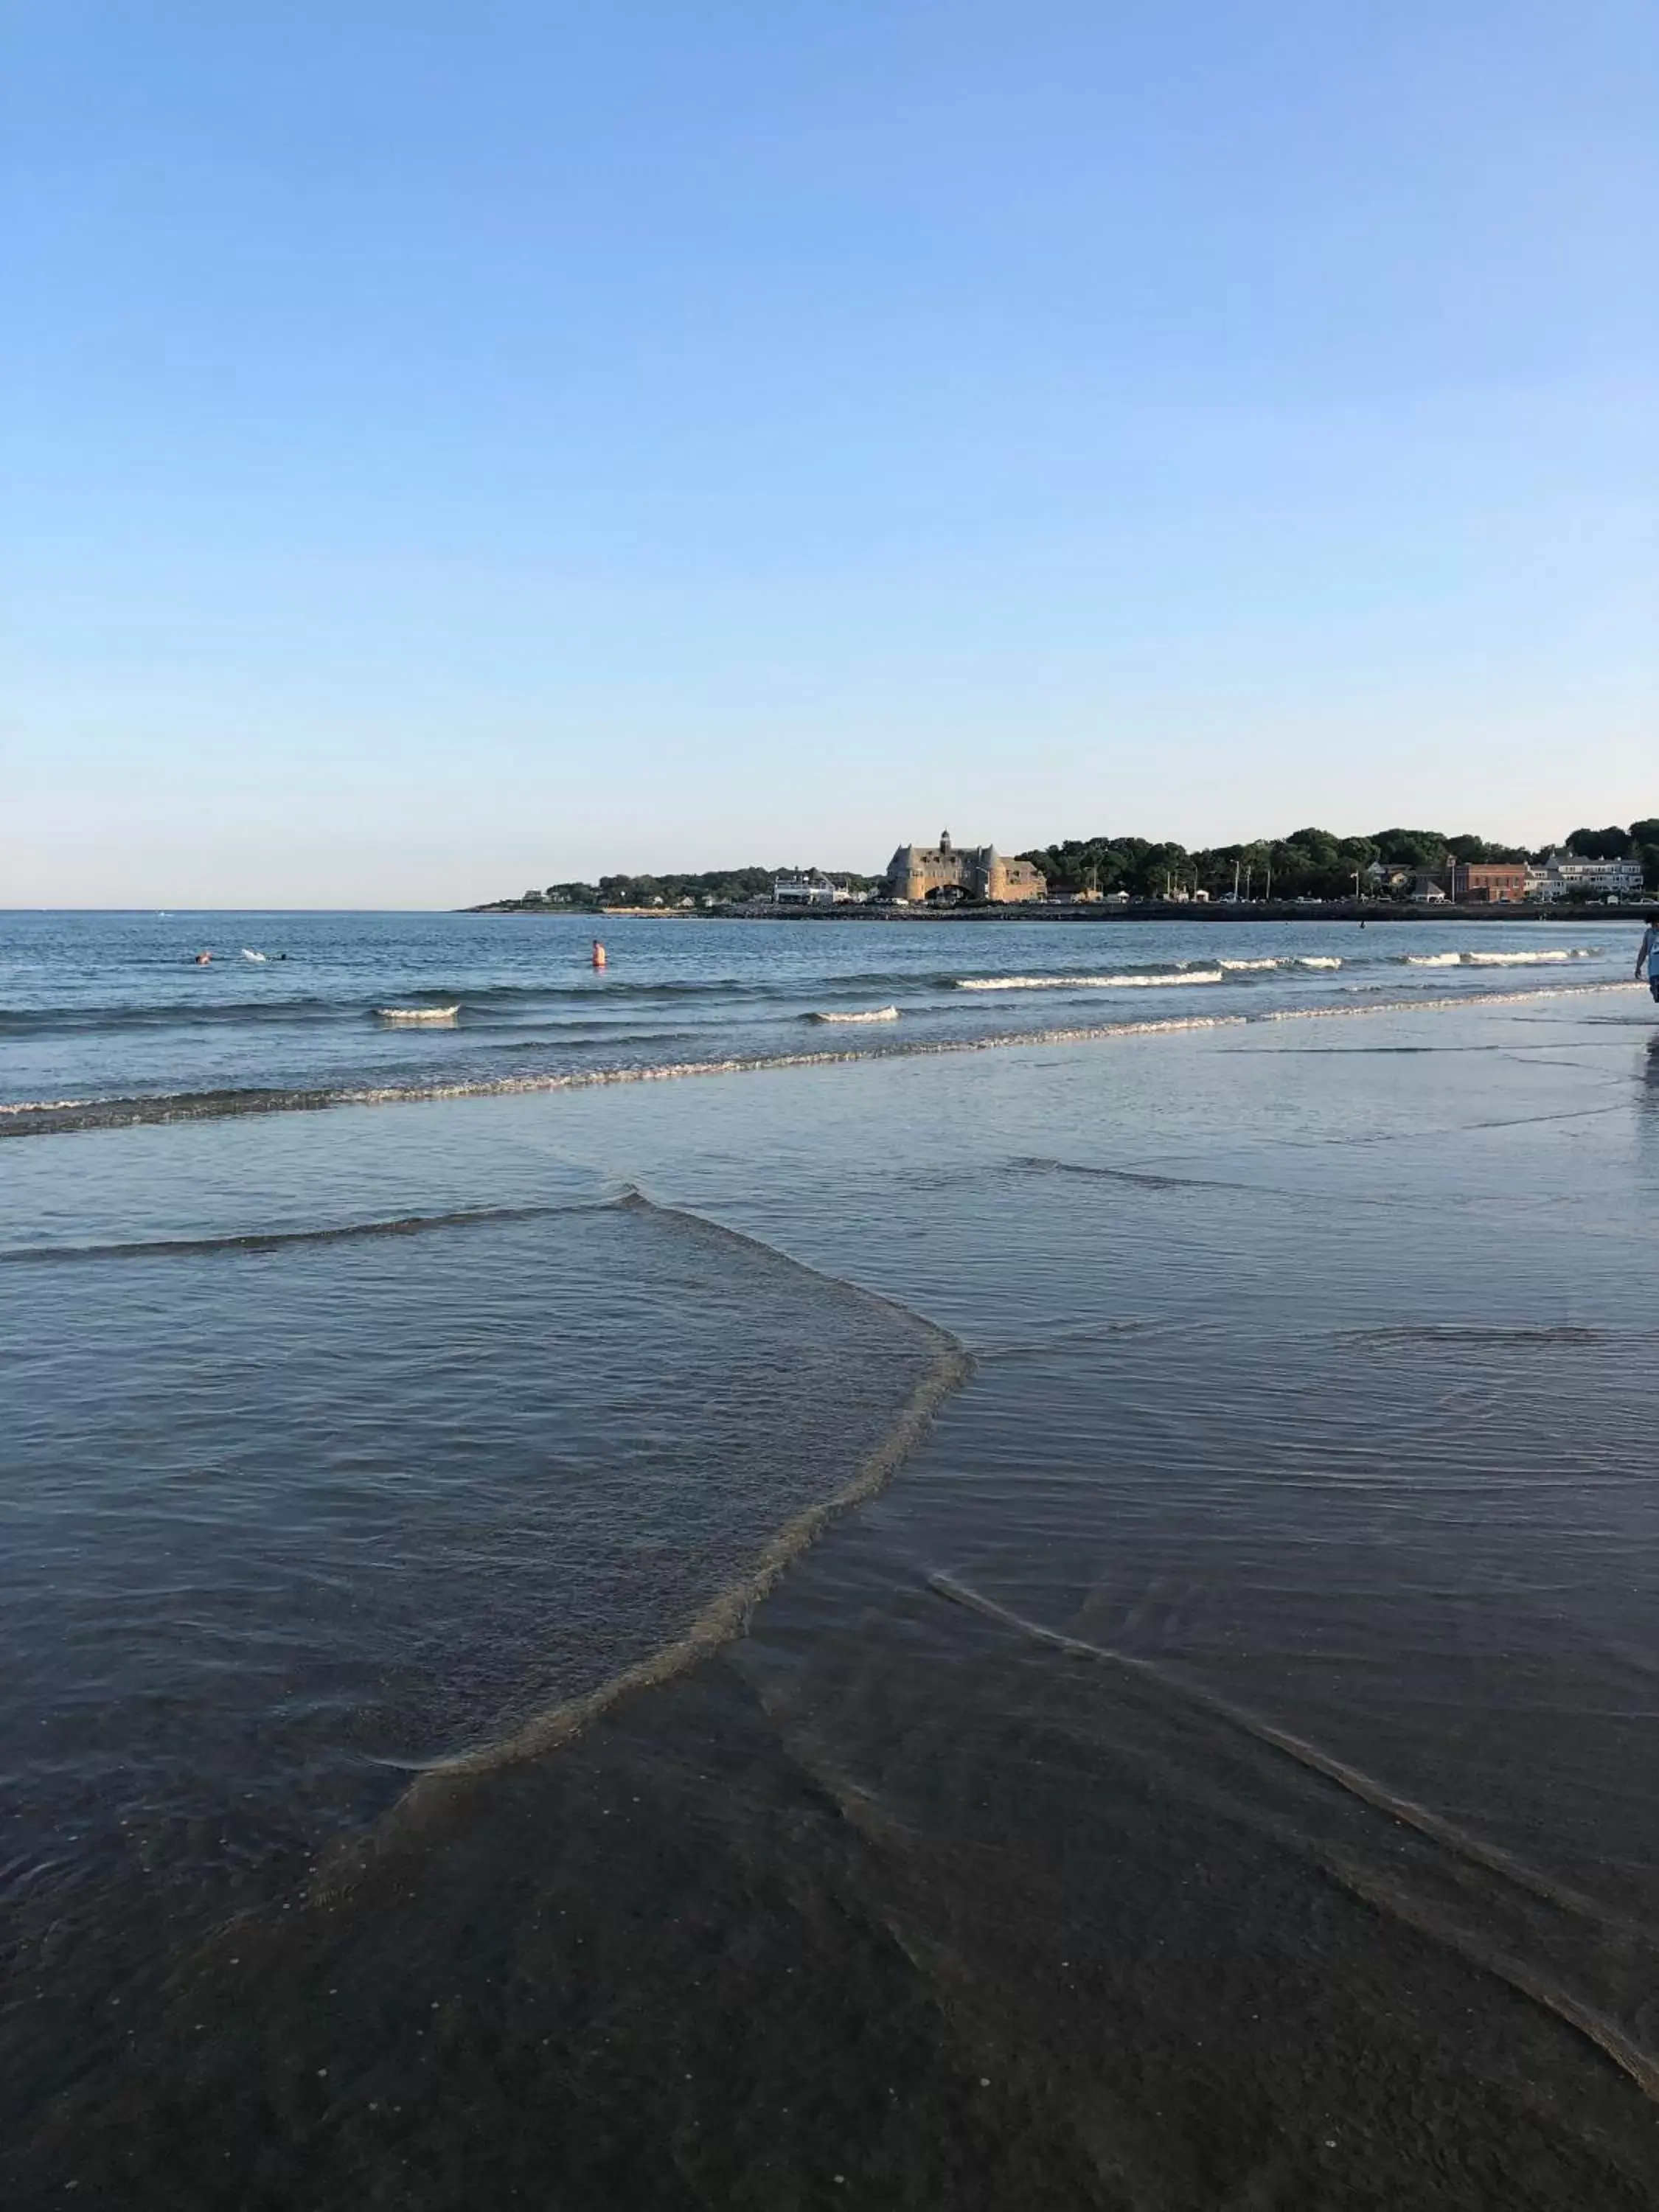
[1371,827,1449,869]
[1628,821,1659,892]
[1565,825,1632,860]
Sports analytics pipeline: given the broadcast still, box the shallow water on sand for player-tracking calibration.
[0,1201,948,1956]
[5,994,1659,2205]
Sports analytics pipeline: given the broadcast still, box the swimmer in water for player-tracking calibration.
[1635,911,1659,1003]
[591,939,608,970]
[194,950,212,966]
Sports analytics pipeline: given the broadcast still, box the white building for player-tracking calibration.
[1526,854,1645,902]
[773,874,852,905]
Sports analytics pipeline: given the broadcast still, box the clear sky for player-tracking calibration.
[4,1,1655,906]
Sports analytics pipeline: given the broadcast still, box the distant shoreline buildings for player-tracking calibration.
[882,831,1046,906]
[771,873,857,906]
[1397,853,1647,905]
[479,819,1658,914]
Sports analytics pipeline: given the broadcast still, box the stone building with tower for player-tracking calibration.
[883,831,1046,905]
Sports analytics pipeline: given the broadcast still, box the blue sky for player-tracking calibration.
[4,0,1655,905]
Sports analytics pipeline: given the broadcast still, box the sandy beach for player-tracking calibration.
[4,980,1658,2206]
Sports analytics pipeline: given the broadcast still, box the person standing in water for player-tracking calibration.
[1635,911,1659,1001]
[591,939,607,970]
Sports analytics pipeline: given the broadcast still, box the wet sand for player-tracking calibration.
[6,994,1659,2206]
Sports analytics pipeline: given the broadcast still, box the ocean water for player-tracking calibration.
[4,914,1659,2207]
[0,907,1625,1133]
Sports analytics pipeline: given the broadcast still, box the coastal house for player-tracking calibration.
[883,831,1046,905]
[1526,854,1645,902]
[773,874,850,905]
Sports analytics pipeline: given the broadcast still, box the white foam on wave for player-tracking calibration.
[376,1005,461,1023]
[1217,957,1283,971]
[1405,953,1461,967]
[324,983,1636,1106]
[1264,979,1632,1022]
[10,977,1641,1141]
[1463,948,1593,967]
[1294,956,1343,969]
[956,970,1224,992]
[807,1006,899,1024]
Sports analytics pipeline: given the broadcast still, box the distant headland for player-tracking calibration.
[470,819,1658,917]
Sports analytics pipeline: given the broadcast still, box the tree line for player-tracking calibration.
[509,868,879,909]
[496,822,1658,910]
[1016,822,1659,903]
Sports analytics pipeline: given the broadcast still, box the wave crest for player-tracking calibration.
[956,970,1223,992]
[1464,948,1593,967]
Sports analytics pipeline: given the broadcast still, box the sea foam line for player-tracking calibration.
[925,1573,1636,1929]
[1260,980,1635,1023]
[309,1194,973,1889]
[928,1571,1659,2099]
[0,1018,1253,1139]
[0,1200,613,1267]
[1,981,1640,1141]
[1463,947,1592,966]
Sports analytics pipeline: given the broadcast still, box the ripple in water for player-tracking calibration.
[0,1194,960,1996]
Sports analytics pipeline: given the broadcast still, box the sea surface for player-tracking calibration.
[4,911,1658,2207]
[0,906,1624,1133]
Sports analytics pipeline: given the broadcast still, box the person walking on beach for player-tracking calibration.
[1635,911,1659,1001]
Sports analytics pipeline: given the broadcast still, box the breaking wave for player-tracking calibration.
[807,1006,900,1024]
[1,980,1638,1141]
[0,969,953,1038]
[956,970,1224,992]
[1463,948,1595,967]
[0,1096,95,1117]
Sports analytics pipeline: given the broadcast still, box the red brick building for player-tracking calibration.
[1451,862,1527,904]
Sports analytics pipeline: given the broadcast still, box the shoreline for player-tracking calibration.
[3,978,1641,1144]
[468,899,1653,925]
[12,988,1658,2207]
